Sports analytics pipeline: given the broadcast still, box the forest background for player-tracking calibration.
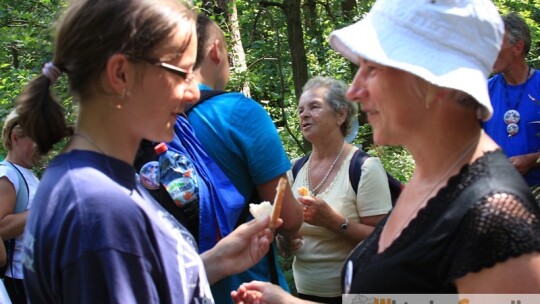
[0,0,539,294]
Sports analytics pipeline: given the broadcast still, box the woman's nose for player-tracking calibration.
[347,77,368,102]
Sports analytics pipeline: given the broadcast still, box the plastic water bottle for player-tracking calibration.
[154,142,198,207]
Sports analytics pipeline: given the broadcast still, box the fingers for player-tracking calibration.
[240,281,270,292]
[232,282,264,304]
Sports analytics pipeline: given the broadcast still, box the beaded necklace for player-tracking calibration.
[307,141,345,195]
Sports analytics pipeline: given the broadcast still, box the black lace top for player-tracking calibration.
[343,150,540,293]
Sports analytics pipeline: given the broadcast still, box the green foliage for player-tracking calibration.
[0,0,538,297]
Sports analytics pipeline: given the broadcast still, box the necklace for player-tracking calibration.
[502,66,531,137]
[307,141,345,195]
[380,135,479,250]
[72,132,105,154]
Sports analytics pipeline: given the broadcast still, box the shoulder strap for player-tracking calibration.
[348,150,402,206]
[348,149,371,195]
[0,161,29,213]
[185,90,227,113]
[292,154,311,181]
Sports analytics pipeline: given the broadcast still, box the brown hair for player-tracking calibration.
[16,0,195,154]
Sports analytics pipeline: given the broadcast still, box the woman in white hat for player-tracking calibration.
[232,0,540,301]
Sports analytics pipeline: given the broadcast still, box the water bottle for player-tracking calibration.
[154,142,198,207]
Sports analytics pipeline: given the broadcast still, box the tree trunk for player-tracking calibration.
[229,0,251,96]
[341,0,358,20]
[200,0,229,19]
[303,0,325,66]
[283,0,309,102]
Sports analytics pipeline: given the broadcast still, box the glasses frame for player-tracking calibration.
[127,55,191,81]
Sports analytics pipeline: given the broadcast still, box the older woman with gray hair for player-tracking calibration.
[283,76,391,303]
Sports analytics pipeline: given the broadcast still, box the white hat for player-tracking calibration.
[328,0,504,121]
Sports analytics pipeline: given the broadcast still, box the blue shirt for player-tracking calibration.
[188,84,291,302]
[188,84,291,199]
[484,70,540,186]
[23,150,213,303]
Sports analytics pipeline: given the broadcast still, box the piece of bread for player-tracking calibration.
[249,177,287,229]
[249,201,273,220]
[270,177,287,229]
[297,186,310,196]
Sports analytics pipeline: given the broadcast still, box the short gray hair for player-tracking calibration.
[503,12,531,56]
[301,76,357,137]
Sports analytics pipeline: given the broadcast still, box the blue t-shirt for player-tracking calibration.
[188,84,291,302]
[23,150,213,303]
[484,70,540,186]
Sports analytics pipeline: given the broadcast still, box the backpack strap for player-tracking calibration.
[348,149,402,206]
[0,161,29,213]
[348,149,371,196]
[291,154,311,181]
[185,89,227,113]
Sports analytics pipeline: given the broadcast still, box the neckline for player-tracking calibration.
[374,149,503,256]
[302,147,356,197]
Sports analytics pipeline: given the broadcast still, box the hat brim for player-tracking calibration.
[329,14,493,121]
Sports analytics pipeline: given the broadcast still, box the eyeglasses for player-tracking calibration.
[127,55,193,82]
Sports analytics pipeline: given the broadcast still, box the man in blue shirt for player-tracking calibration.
[484,12,540,187]
[187,15,303,302]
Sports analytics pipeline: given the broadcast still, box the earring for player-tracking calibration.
[115,88,130,109]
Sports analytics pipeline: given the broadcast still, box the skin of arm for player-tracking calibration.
[256,174,303,237]
[0,178,17,220]
[455,252,540,293]
[202,216,281,284]
[0,211,28,240]
[509,152,540,175]
[299,195,386,243]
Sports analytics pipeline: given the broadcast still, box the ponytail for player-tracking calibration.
[16,69,69,155]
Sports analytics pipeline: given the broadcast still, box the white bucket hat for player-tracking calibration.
[328,0,504,121]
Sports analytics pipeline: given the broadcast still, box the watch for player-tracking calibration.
[339,218,349,233]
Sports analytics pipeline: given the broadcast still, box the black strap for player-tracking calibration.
[292,154,310,180]
[185,89,227,113]
[348,150,370,195]
[348,149,402,206]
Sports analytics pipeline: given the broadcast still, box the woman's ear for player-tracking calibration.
[103,54,131,96]
[336,108,347,126]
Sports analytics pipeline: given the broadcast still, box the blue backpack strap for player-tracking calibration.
[292,153,311,181]
[0,161,29,213]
